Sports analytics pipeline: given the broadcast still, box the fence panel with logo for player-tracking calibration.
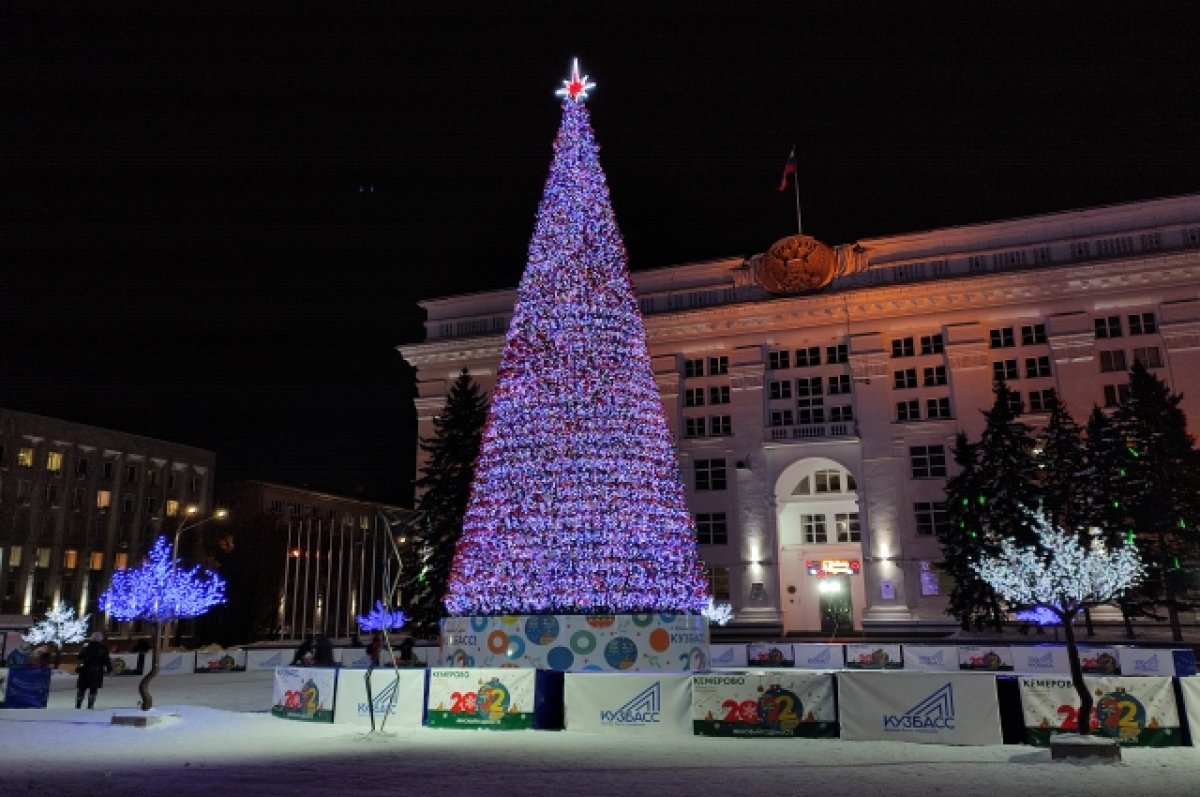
[793,644,844,669]
[426,667,540,730]
[1018,675,1181,746]
[271,666,338,723]
[957,645,1013,671]
[155,651,196,676]
[109,652,143,676]
[837,671,1002,745]
[246,649,291,671]
[563,673,691,735]
[333,668,427,727]
[692,670,837,738]
[901,645,959,672]
[747,643,794,668]
[1009,646,1070,674]
[709,643,749,669]
[1179,677,1200,746]
[844,643,902,670]
[194,649,247,673]
[1116,648,1198,677]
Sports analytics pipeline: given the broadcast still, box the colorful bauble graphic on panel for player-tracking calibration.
[476,678,511,721]
[757,235,837,294]
[604,637,639,670]
[758,685,803,732]
[525,615,560,644]
[1096,690,1148,741]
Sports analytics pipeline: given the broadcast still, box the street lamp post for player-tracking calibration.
[162,505,228,650]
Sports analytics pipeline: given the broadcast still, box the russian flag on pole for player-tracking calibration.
[778,147,797,192]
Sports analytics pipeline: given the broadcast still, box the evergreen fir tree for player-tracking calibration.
[1112,359,1200,641]
[1037,395,1088,534]
[410,368,488,638]
[444,61,708,616]
[939,381,1040,630]
[939,432,1005,630]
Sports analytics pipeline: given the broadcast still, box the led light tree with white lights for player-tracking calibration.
[444,61,708,626]
[99,536,226,710]
[24,601,90,668]
[973,516,1144,738]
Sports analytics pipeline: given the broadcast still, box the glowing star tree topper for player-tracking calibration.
[444,60,709,617]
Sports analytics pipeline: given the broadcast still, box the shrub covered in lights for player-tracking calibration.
[357,600,407,632]
[444,61,709,616]
[99,536,226,624]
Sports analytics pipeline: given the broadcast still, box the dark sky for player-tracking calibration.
[3,2,1198,506]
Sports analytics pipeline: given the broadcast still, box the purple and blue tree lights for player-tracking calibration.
[99,536,226,624]
[444,61,709,617]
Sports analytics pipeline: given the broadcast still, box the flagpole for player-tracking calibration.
[792,144,803,236]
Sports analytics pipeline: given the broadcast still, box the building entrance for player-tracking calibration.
[818,575,852,634]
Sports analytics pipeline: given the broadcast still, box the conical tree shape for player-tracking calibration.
[445,67,708,616]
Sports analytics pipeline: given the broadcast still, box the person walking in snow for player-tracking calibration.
[75,632,113,709]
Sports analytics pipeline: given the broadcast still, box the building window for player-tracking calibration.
[1099,350,1127,373]
[1104,384,1131,407]
[893,368,917,389]
[910,445,947,478]
[829,405,854,423]
[992,359,1019,382]
[926,397,952,419]
[795,346,821,367]
[18,447,35,468]
[802,514,828,544]
[75,458,88,479]
[891,337,915,358]
[683,358,704,378]
[1094,316,1122,339]
[710,416,732,436]
[708,356,729,376]
[705,566,731,601]
[46,451,64,473]
[828,374,851,395]
[797,402,825,425]
[915,502,951,536]
[96,490,112,509]
[63,549,78,569]
[36,547,52,568]
[814,469,843,493]
[695,459,727,491]
[769,380,792,400]
[114,552,129,570]
[1128,312,1157,336]
[695,513,728,545]
[89,552,104,570]
[166,499,181,517]
[920,334,944,355]
[1021,324,1047,345]
[826,344,849,364]
[1028,389,1056,413]
[923,365,947,386]
[684,388,705,407]
[102,460,115,480]
[796,377,822,398]
[1133,347,1163,369]
[989,328,1016,348]
[72,487,85,510]
[124,464,138,483]
[147,469,161,488]
[708,385,730,405]
[770,410,794,427]
[144,496,159,514]
[1025,356,1052,378]
[684,417,706,438]
[835,513,861,542]
[121,494,135,513]
[897,400,921,422]
[17,479,32,501]
[45,484,59,507]
[767,350,790,370]
[1005,390,1024,415]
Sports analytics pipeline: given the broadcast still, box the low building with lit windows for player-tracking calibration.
[399,194,1200,636]
[0,408,216,627]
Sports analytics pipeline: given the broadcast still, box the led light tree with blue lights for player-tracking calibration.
[99,536,226,710]
[444,61,709,618]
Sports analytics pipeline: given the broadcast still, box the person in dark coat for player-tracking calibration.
[292,635,315,665]
[76,632,113,709]
[366,632,382,667]
[313,633,335,667]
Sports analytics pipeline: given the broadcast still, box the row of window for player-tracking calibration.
[767,344,850,370]
[0,446,200,491]
[6,546,128,571]
[992,356,1052,382]
[684,386,731,406]
[893,365,948,389]
[769,375,853,400]
[0,480,193,517]
[770,406,853,427]
[896,397,952,421]
[890,334,945,358]
[684,416,732,438]
[683,356,729,378]
[1099,346,1163,372]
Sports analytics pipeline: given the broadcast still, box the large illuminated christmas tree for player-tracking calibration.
[444,61,708,617]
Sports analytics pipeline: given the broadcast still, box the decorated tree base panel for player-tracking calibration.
[441,614,710,672]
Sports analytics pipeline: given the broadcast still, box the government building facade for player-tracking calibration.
[400,195,1200,636]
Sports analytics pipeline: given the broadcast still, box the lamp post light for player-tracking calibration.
[161,505,228,650]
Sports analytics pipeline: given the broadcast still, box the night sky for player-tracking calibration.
[3,2,1198,506]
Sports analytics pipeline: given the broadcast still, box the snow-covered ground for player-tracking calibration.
[1,668,1197,796]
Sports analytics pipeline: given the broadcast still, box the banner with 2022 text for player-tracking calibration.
[1018,675,1181,746]
[426,668,538,729]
